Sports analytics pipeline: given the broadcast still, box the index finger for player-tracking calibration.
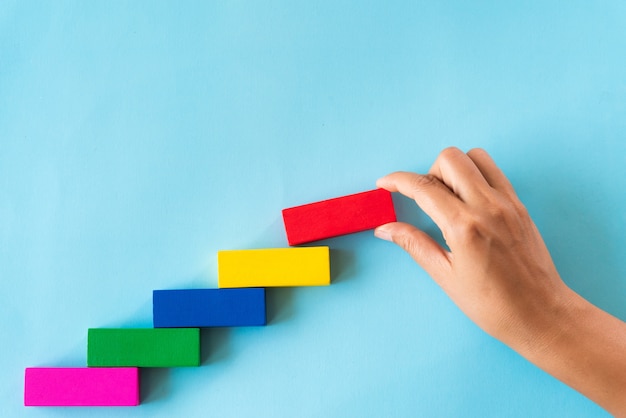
[376,171,462,232]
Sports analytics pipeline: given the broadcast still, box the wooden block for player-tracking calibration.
[153,288,266,327]
[218,246,330,288]
[88,328,200,367]
[282,188,396,245]
[24,367,139,406]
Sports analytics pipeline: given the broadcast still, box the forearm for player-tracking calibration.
[514,287,626,416]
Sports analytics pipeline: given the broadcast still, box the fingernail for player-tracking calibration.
[374,226,392,241]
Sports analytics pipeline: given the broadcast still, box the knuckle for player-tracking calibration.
[408,173,440,192]
[451,197,531,248]
[467,147,488,159]
[456,213,484,242]
[437,146,464,164]
[452,202,508,243]
[485,201,508,222]
[512,198,530,218]
[435,146,470,175]
[440,146,463,159]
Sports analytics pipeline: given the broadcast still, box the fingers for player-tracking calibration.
[376,171,462,232]
[375,147,518,284]
[375,222,451,286]
[428,147,491,203]
[466,148,517,197]
[407,147,518,205]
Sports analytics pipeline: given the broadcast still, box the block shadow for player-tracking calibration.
[140,368,170,404]
[201,327,231,365]
[264,238,358,323]
[265,288,296,324]
[329,247,356,284]
[130,220,362,401]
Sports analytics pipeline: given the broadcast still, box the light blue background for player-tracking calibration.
[2,1,625,417]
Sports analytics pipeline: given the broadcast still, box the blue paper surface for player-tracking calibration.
[1,1,625,417]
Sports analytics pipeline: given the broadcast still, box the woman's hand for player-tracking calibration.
[376,147,626,416]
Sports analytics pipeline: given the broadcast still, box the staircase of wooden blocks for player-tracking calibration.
[24,189,396,406]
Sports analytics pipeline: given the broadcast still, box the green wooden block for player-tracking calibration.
[88,328,200,367]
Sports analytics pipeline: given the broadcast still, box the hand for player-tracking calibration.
[375,147,626,416]
[375,147,571,346]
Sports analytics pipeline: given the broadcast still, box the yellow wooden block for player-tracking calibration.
[218,247,330,288]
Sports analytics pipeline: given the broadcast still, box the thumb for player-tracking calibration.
[375,222,451,284]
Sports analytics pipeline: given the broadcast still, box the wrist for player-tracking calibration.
[499,282,581,361]
[504,285,626,415]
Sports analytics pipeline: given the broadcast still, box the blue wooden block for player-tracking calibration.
[153,288,266,328]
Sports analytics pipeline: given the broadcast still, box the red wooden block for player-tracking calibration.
[282,189,396,245]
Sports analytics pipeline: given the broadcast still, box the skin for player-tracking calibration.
[374,147,626,416]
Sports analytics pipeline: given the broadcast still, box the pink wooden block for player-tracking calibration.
[24,367,139,407]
